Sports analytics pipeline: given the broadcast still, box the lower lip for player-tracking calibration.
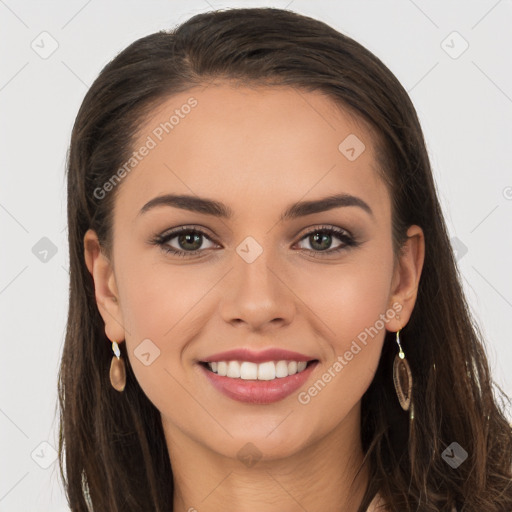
[199,361,319,404]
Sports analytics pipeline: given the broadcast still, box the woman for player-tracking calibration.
[57,7,512,512]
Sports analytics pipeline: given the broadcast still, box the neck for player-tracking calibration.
[164,403,370,512]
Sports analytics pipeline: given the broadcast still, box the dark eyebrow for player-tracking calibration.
[138,194,233,218]
[280,193,373,220]
[138,193,373,220]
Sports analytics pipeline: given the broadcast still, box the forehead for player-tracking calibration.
[115,83,389,221]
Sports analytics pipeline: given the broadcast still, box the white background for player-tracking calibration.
[1,0,511,510]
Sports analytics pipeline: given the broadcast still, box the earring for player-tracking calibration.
[393,329,412,411]
[109,340,126,392]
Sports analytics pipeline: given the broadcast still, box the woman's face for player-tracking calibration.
[86,83,423,463]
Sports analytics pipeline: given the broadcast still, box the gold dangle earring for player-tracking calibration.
[109,340,126,392]
[393,329,412,411]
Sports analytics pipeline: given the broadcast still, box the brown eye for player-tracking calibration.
[153,226,218,257]
[295,226,358,256]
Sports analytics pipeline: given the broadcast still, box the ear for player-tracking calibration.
[83,229,126,343]
[386,225,425,331]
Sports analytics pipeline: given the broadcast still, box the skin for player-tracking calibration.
[84,83,424,512]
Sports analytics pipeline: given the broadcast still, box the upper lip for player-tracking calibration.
[201,348,317,364]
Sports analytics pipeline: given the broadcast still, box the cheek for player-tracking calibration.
[294,244,394,401]
[295,245,395,346]
[116,245,213,337]
[114,248,225,405]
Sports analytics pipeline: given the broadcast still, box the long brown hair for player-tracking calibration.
[57,7,512,511]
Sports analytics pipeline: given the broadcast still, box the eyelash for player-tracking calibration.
[150,224,360,259]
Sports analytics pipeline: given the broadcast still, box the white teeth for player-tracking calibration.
[258,361,275,380]
[217,361,227,376]
[275,360,289,378]
[205,359,312,380]
[240,361,258,380]
[226,361,240,378]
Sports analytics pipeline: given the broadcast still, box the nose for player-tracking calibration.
[219,247,296,332]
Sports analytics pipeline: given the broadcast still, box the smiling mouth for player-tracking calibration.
[199,359,319,381]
